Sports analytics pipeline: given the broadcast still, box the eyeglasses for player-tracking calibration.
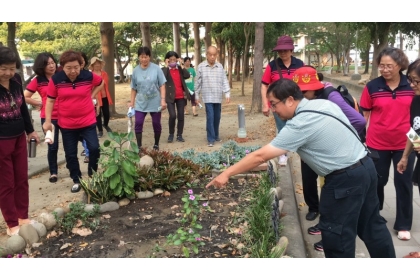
[408,76,420,86]
[270,100,282,109]
[378,64,397,71]
[64,66,80,71]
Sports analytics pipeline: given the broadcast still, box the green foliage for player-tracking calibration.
[99,131,140,198]
[137,149,202,191]
[54,202,100,234]
[79,170,115,204]
[241,173,279,258]
[173,140,260,170]
[166,187,209,257]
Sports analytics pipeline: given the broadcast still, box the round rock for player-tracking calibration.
[37,212,57,230]
[118,198,131,207]
[19,224,39,246]
[137,191,154,199]
[139,155,154,168]
[99,201,120,213]
[6,235,26,254]
[153,188,164,196]
[32,222,47,238]
[84,204,96,213]
[53,208,65,218]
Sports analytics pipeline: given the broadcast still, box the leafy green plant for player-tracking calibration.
[100,131,140,198]
[54,202,101,234]
[79,170,114,204]
[166,188,208,257]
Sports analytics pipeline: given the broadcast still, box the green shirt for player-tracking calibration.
[185,67,196,93]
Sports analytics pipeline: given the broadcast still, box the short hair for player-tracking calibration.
[183,56,191,63]
[376,47,409,71]
[80,52,89,70]
[407,58,420,78]
[137,46,151,57]
[0,46,18,67]
[267,78,304,101]
[59,50,83,67]
[165,51,179,60]
[33,52,57,77]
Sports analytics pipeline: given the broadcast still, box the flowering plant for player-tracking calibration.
[166,187,208,257]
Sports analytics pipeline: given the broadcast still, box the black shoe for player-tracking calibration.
[81,150,86,156]
[176,135,185,142]
[71,183,81,193]
[98,131,103,138]
[84,156,89,163]
[308,224,321,235]
[314,240,323,252]
[306,211,319,221]
[216,138,221,142]
[104,126,112,133]
[153,145,159,151]
[49,175,58,183]
[168,134,174,143]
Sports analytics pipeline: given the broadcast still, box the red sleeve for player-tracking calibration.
[261,64,273,85]
[92,72,103,86]
[359,86,372,110]
[26,78,38,93]
[47,78,57,99]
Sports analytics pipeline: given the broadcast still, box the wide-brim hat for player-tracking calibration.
[272,35,295,51]
[293,66,324,91]
[89,56,105,70]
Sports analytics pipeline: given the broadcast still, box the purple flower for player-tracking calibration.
[223,163,227,167]
[195,237,201,241]
[202,202,208,207]
[188,189,193,195]
[231,156,236,159]
[189,229,194,234]
[7,254,12,258]
[189,195,195,200]
[17,254,22,258]
[245,150,250,154]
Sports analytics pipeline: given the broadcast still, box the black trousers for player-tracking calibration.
[319,156,395,258]
[167,98,186,136]
[368,147,415,231]
[96,97,110,132]
[301,160,319,212]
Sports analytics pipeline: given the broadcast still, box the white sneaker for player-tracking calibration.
[279,155,288,166]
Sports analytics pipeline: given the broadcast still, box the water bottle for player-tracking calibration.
[28,138,37,158]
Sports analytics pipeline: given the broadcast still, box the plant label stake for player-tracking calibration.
[127,107,135,148]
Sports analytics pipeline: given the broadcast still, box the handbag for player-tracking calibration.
[296,110,379,161]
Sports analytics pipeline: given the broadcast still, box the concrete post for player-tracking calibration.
[237,104,247,138]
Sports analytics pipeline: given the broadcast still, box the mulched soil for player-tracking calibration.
[33,178,256,258]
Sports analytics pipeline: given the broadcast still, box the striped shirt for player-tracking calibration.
[194,60,230,103]
[270,98,367,176]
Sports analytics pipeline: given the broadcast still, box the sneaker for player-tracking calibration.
[168,134,174,143]
[71,183,81,193]
[279,154,288,166]
[98,131,103,138]
[314,240,323,252]
[81,150,86,156]
[308,224,321,235]
[153,145,159,151]
[216,138,221,142]
[176,135,185,142]
[208,142,214,147]
[306,211,319,221]
[84,156,89,163]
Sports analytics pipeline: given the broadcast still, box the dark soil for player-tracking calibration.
[34,178,255,258]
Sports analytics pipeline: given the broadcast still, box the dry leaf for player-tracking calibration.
[72,227,92,236]
[32,243,42,248]
[75,219,83,228]
[214,251,221,257]
[102,214,111,219]
[60,243,72,250]
[79,242,89,247]
[230,211,236,217]
[118,241,125,247]
[170,205,179,210]
[210,225,219,231]
[47,230,58,238]
[163,191,171,197]
[216,243,229,249]
[298,202,306,207]
[236,243,245,249]
[142,215,152,220]
[227,202,238,207]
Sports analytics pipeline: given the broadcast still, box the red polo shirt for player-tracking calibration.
[26,76,59,119]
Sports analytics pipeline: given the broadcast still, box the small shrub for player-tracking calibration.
[79,170,114,204]
[54,202,101,234]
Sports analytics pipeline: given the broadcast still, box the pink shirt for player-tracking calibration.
[47,70,102,129]
[26,76,59,119]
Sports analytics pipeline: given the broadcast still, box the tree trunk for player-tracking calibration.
[173,23,181,55]
[7,23,24,86]
[251,22,264,114]
[228,40,233,88]
[248,42,254,84]
[100,22,118,116]
[363,44,370,74]
[370,23,391,80]
[330,52,334,73]
[215,36,226,68]
[235,54,241,82]
[399,31,404,50]
[193,23,201,67]
[335,51,342,73]
[140,22,152,52]
[204,22,212,49]
[115,44,130,83]
[241,23,252,96]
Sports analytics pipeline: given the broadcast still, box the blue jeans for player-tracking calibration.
[41,118,60,175]
[60,124,99,183]
[273,113,286,134]
[82,140,89,157]
[204,103,221,143]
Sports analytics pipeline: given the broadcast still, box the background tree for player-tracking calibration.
[7,23,24,85]
[100,22,118,116]
[204,22,212,49]
[241,22,254,96]
[173,22,181,55]
[140,22,152,52]
[193,22,201,67]
[180,23,190,57]
[114,22,139,83]
[251,22,264,114]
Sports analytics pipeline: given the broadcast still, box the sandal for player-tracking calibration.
[71,183,81,193]
[403,252,420,258]
[398,230,411,241]
[6,226,20,237]
[49,174,58,183]
[193,114,198,117]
